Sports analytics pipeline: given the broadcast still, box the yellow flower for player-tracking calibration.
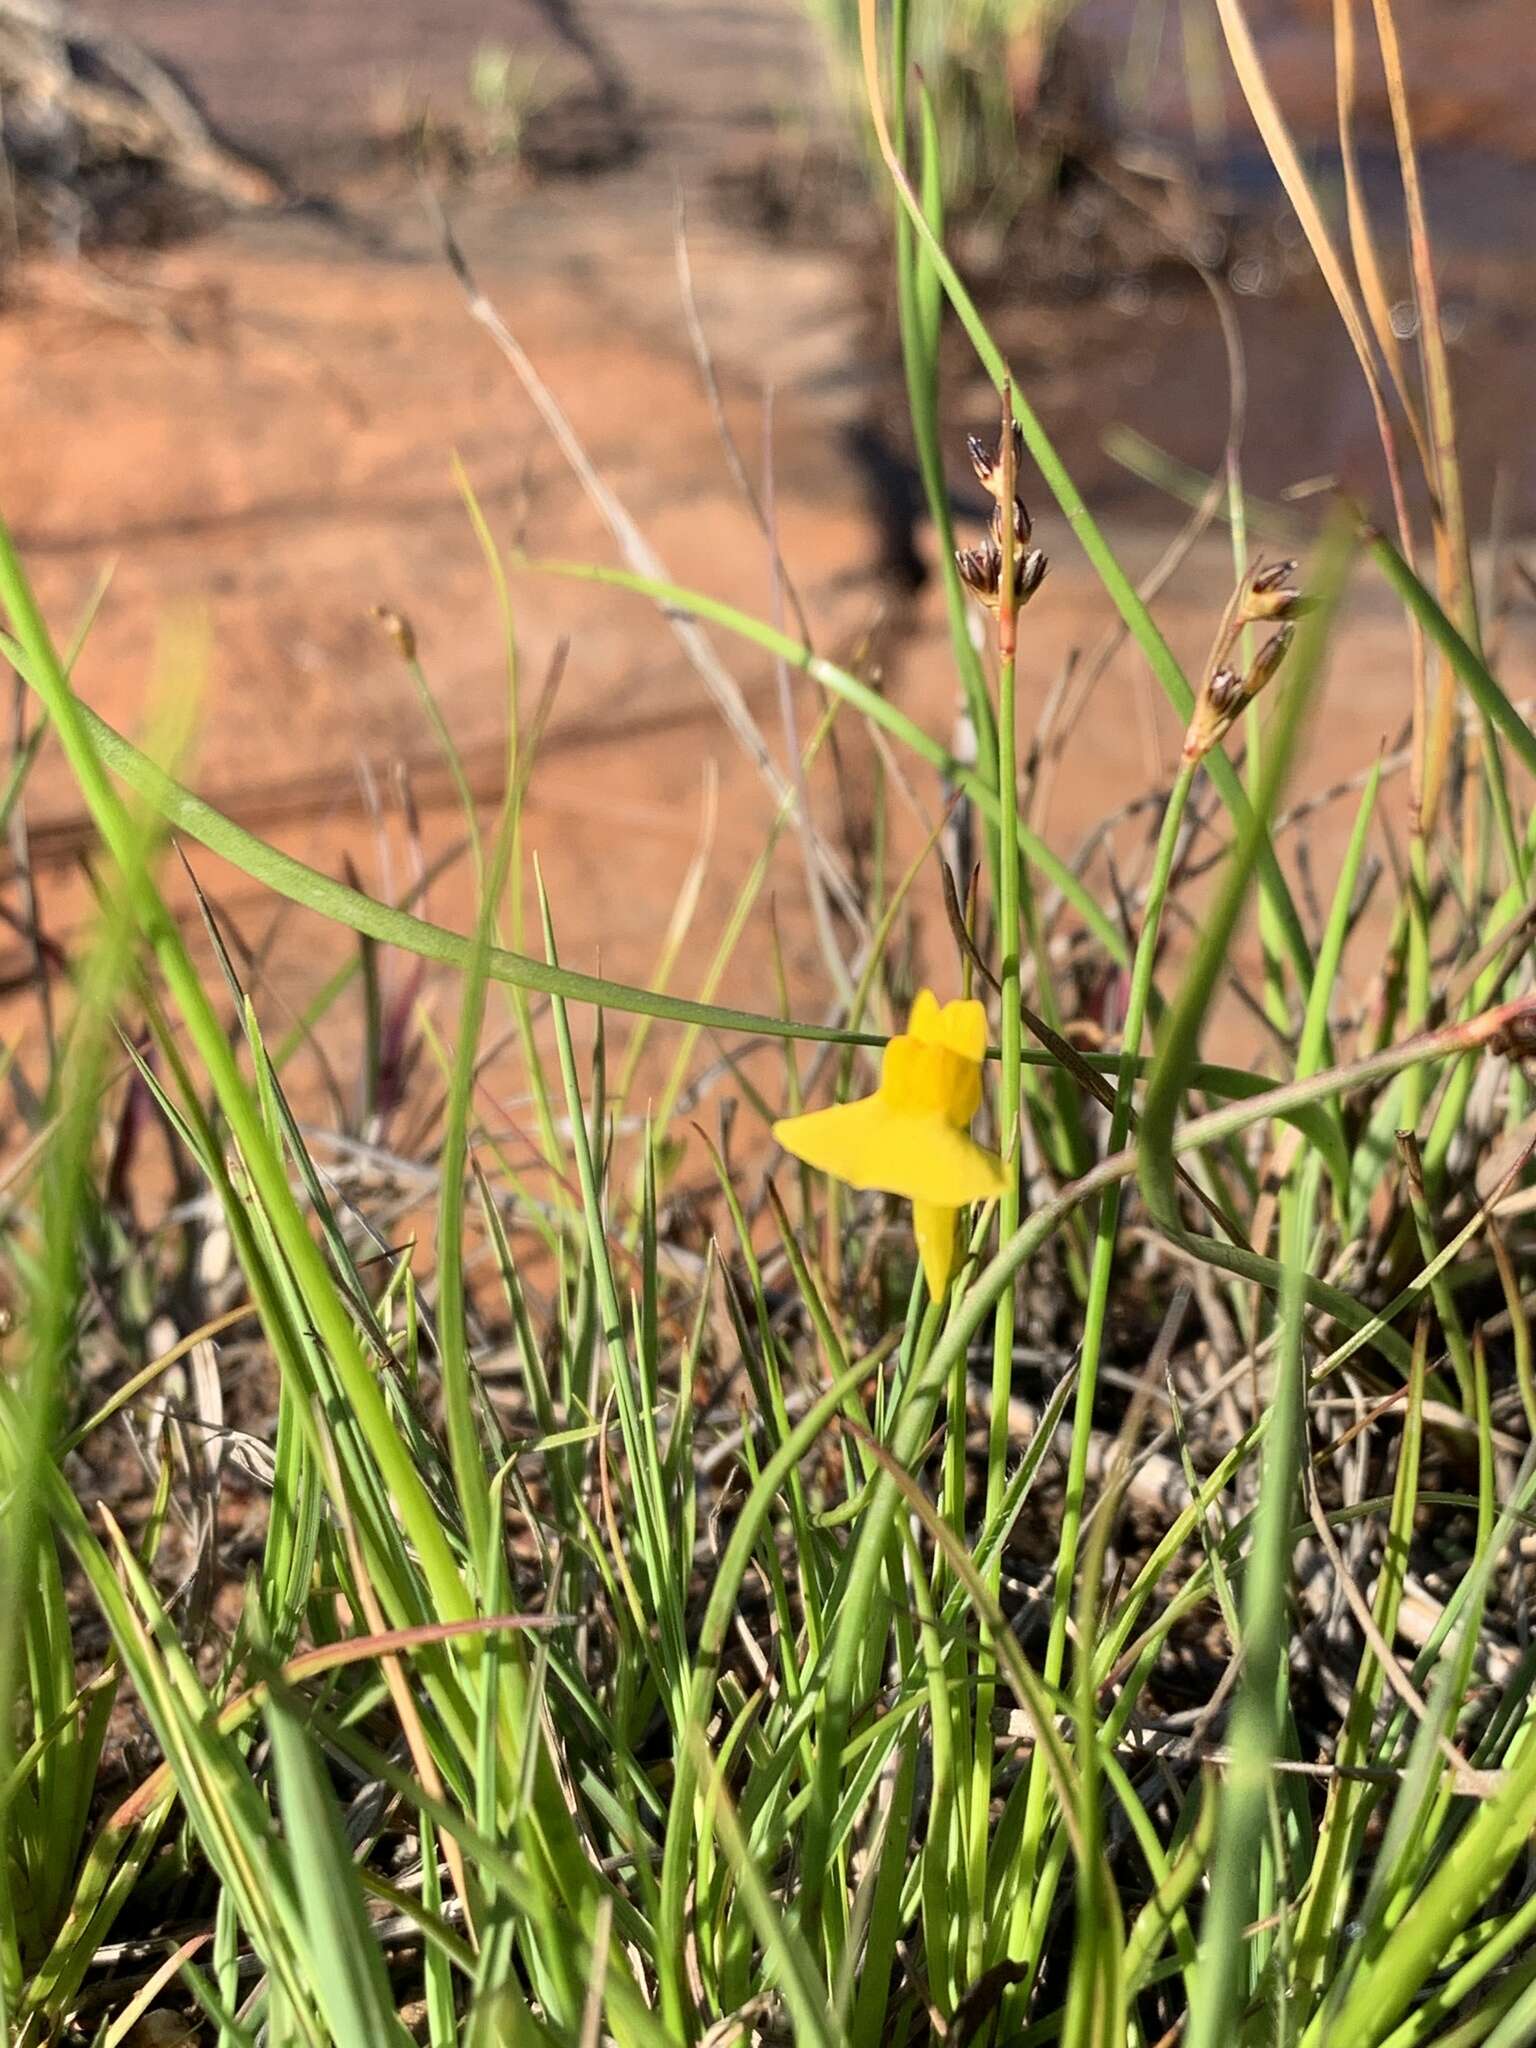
[772,990,1009,1298]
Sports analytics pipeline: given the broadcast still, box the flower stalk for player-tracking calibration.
[958,388,1045,1978]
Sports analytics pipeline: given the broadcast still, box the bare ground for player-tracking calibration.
[1,0,1534,1109]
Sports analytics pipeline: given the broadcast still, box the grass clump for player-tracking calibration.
[2,1,1536,2044]
[795,0,1079,213]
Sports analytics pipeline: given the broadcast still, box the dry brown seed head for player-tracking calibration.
[1252,559,1298,592]
[968,421,1025,502]
[990,495,1034,550]
[1017,548,1048,603]
[955,543,1002,607]
[1207,667,1244,716]
[1182,620,1297,764]
[1240,559,1304,625]
[372,604,417,663]
[954,539,1049,614]
[1246,624,1296,695]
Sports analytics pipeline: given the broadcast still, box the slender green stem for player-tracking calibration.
[1186,1154,1320,2047]
[1401,818,1433,1132]
[1004,761,1196,1983]
[971,395,1024,1980]
[896,62,998,822]
[1366,529,1536,780]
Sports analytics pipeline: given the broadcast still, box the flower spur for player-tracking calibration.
[772,990,1008,1298]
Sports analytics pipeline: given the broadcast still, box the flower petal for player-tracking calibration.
[774,1100,1009,1206]
[772,1093,904,1190]
[882,1032,982,1125]
[909,990,988,1066]
[907,988,943,1042]
[934,997,988,1066]
[912,1200,959,1298]
[904,1121,1010,1205]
